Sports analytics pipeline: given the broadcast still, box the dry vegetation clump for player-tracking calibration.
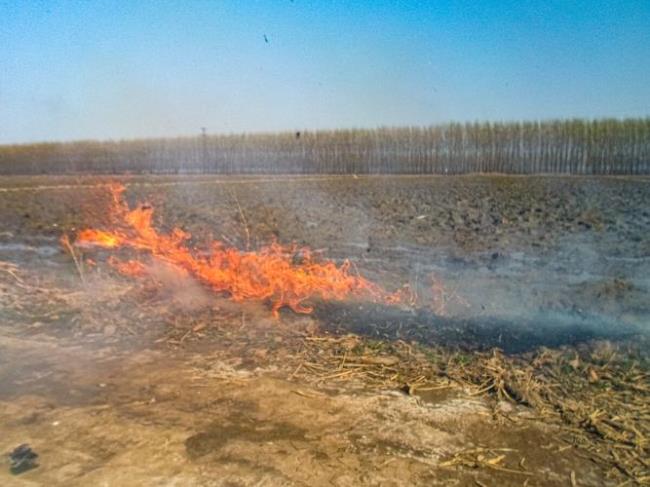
[282,334,650,484]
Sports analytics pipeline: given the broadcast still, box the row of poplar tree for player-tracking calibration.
[1,118,648,175]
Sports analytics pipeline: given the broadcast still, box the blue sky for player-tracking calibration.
[1,0,649,143]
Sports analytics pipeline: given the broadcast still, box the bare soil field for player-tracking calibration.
[0,175,649,486]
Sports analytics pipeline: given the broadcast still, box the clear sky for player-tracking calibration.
[1,0,649,144]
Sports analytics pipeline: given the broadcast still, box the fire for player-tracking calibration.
[71,184,410,316]
[77,230,121,248]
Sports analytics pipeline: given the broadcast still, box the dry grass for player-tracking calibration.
[2,260,649,484]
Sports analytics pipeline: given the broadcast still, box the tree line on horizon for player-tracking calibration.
[0,118,648,175]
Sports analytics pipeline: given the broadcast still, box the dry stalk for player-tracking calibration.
[227,187,251,250]
[60,234,85,282]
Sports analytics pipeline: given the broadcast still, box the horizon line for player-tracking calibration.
[2,116,649,148]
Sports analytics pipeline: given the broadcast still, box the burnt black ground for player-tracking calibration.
[313,302,639,354]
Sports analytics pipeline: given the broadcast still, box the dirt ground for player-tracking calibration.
[0,332,610,487]
[1,175,649,486]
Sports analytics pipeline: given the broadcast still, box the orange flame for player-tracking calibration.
[77,229,121,248]
[73,184,409,316]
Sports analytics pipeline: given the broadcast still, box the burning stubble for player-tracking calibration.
[66,183,415,317]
